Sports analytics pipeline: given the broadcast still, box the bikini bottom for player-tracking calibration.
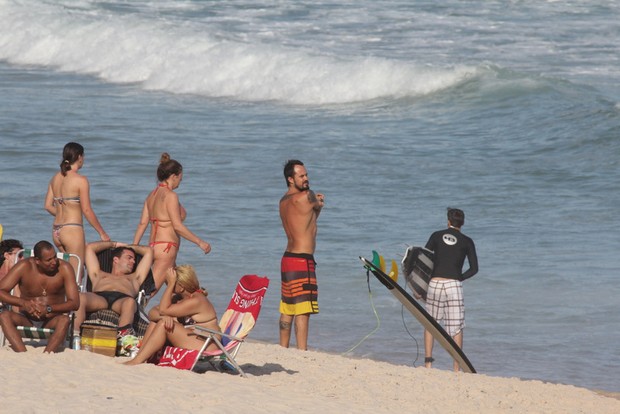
[150,241,179,254]
[53,223,83,239]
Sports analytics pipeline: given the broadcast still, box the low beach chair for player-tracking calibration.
[156,275,269,377]
[0,249,83,348]
[191,274,270,376]
[80,249,154,338]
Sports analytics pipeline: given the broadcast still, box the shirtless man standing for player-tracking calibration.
[0,240,80,353]
[74,241,153,344]
[279,160,324,350]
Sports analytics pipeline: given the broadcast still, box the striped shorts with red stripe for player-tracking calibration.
[280,252,319,315]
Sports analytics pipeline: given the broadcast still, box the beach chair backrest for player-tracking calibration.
[219,275,269,347]
[93,248,155,299]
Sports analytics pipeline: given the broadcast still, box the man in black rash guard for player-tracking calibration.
[424,208,478,371]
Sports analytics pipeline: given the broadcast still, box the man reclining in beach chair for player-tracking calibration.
[0,241,80,353]
[82,246,155,337]
[74,241,153,355]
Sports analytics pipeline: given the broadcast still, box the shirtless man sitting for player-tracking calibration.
[74,241,153,345]
[0,240,80,353]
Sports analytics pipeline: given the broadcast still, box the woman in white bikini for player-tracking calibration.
[133,153,211,294]
[125,264,220,365]
[44,142,109,274]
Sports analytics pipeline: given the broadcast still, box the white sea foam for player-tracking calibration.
[0,0,479,104]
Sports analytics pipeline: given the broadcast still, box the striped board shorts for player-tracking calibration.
[280,252,319,316]
[426,279,464,336]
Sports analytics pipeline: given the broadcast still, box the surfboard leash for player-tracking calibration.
[342,268,381,356]
[400,303,421,368]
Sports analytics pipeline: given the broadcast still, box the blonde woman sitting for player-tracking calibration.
[125,264,220,365]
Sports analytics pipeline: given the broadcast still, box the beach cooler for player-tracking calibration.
[80,325,117,357]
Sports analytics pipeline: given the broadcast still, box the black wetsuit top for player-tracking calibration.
[425,227,478,281]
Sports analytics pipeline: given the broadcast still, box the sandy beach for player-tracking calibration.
[2,342,618,414]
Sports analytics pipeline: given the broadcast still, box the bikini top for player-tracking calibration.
[183,315,217,326]
[53,196,81,205]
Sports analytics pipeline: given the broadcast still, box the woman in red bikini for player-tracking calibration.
[133,153,211,293]
[44,142,110,274]
[125,264,220,365]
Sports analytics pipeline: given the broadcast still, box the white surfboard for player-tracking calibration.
[360,256,476,373]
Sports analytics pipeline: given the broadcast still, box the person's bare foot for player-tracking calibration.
[424,357,434,368]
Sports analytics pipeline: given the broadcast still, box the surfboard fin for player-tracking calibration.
[371,251,381,269]
[388,259,398,282]
[371,250,397,280]
[371,250,388,272]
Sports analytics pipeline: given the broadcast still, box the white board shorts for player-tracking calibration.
[426,279,464,337]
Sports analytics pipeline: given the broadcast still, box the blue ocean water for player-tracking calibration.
[1,0,619,392]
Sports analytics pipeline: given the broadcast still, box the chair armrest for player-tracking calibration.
[137,290,146,308]
[192,326,245,343]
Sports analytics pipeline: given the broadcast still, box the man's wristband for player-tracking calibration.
[46,305,53,314]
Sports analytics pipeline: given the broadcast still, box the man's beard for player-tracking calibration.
[295,181,310,192]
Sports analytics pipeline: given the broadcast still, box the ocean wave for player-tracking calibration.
[0,0,480,104]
